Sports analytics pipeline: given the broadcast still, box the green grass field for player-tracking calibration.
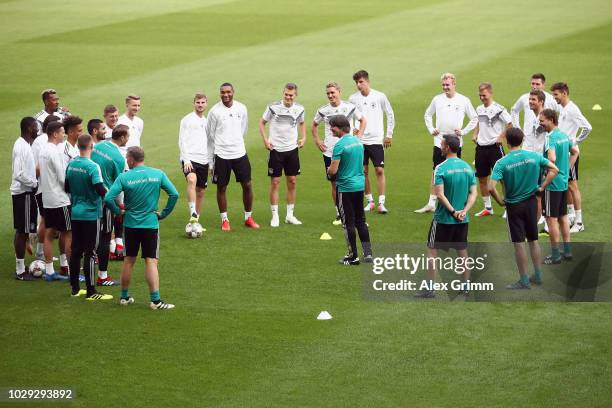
[1,0,612,406]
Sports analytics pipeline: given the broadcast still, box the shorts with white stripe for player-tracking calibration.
[12,192,37,233]
[542,190,567,218]
[569,155,579,181]
[125,227,159,259]
[44,206,72,231]
[69,219,100,294]
[427,220,468,250]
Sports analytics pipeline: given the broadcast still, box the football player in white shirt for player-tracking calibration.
[312,82,366,224]
[472,82,512,217]
[348,70,395,214]
[511,73,558,130]
[60,116,82,168]
[551,82,592,233]
[179,93,211,224]
[11,117,39,280]
[103,104,119,141]
[34,88,70,134]
[87,119,107,144]
[206,83,260,231]
[117,95,144,154]
[38,121,71,281]
[259,83,306,227]
[416,73,477,213]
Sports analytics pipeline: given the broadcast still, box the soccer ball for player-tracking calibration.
[29,260,45,278]
[185,222,204,239]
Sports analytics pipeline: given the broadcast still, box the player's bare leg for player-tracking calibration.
[285,176,301,225]
[270,176,281,227]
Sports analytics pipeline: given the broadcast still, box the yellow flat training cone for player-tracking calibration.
[320,232,332,240]
[592,104,602,111]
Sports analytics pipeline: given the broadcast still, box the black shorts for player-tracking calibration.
[35,192,45,219]
[569,155,579,181]
[100,205,114,234]
[125,227,159,259]
[182,160,209,188]
[213,154,251,186]
[44,206,72,232]
[506,195,538,242]
[268,148,300,177]
[433,146,462,169]
[475,144,504,178]
[71,219,100,253]
[363,144,384,168]
[542,190,568,218]
[12,192,37,234]
[427,220,468,250]
[323,155,333,181]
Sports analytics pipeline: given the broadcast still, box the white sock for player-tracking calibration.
[36,243,44,255]
[483,196,492,209]
[271,205,278,215]
[188,201,196,215]
[378,195,385,205]
[60,253,68,267]
[116,238,123,247]
[109,239,116,254]
[45,262,54,276]
[567,204,575,216]
[98,270,108,279]
[365,193,374,203]
[287,204,295,218]
[244,211,252,220]
[220,212,228,221]
[428,194,437,207]
[335,206,340,217]
[575,210,583,224]
[16,259,25,274]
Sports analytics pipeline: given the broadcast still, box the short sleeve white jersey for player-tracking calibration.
[348,89,395,145]
[313,101,363,157]
[475,102,512,146]
[117,114,144,153]
[262,101,305,152]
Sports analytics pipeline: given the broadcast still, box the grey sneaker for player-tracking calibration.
[529,275,542,285]
[543,255,562,265]
[506,281,530,289]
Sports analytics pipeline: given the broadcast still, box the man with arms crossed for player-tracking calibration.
[105,147,179,310]
[416,73,477,213]
[511,73,558,130]
[489,128,559,289]
[91,124,129,286]
[65,134,112,300]
[312,82,366,224]
[11,117,39,280]
[38,121,71,281]
[348,70,395,214]
[326,116,372,265]
[259,83,306,227]
[207,83,259,231]
[540,109,579,265]
[472,82,512,217]
[179,93,211,225]
[551,82,592,232]
[417,135,477,298]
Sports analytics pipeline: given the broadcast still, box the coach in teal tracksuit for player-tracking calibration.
[326,115,372,265]
[105,146,179,310]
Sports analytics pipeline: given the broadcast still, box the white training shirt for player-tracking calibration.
[522,112,548,153]
[39,142,70,208]
[206,101,248,161]
[424,92,477,148]
[117,113,144,151]
[475,102,512,146]
[11,137,37,195]
[58,139,79,168]
[558,101,592,144]
[179,111,209,165]
[313,101,364,157]
[510,91,559,130]
[348,89,395,145]
[34,110,66,135]
[32,133,48,168]
[262,101,305,152]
